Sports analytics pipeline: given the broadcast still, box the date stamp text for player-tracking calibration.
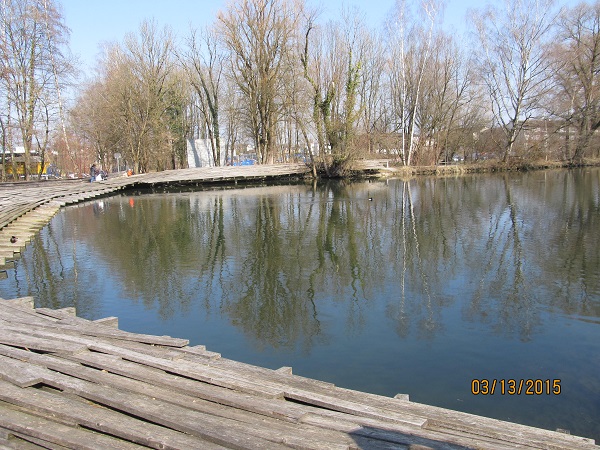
[471,379,561,395]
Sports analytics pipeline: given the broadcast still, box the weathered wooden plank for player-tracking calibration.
[0,401,145,450]
[30,373,292,450]
[0,355,47,388]
[53,333,428,430]
[0,345,118,377]
[18,354,353,450]
[0,430,72,450]
[0,342,290,448]
[62,353,432,442]
[43,307,76,317]
[193,356,336,391]
[0,329,87,355]
[5,324,584,450]
[169,349,431,430]
[0,303,58,327]
[1,225,44,234]
[0,322,191,366]
[0,319,196,372]
[8,218,52,227]
[93,316,119,328]
[0,425,52,450]
[1,298,34,310]
[300,413,510,450]
[283,388,428,429]
[29,308,83,320]
[0,383,227,450]
[86,341,285,398]
[111,340,188,360]
[60,350,307,422]
[178,344,221,360]
[32,310,189,347]
[0,246,20,254]
[300,382,598,449]
[0,344,306,427]
[0,234,33,244]
[425,416,598,450]
[296,385,598,449]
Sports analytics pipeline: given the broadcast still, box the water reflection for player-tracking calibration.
[7,170,600,346]
[2,169,599,441]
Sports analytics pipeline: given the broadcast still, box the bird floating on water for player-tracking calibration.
[10,236,18,243]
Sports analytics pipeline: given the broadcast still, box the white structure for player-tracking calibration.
[187,138,224,168]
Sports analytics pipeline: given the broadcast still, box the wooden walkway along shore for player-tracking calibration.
[0,299,596,450]
[0,164,313,270]
[0,162,393,271]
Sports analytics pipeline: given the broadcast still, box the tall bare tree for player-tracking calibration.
[181,26,224,166]
[72,47,129,170]
[218,0,303,164]
[72,21,189,173]
[471,0,557,162]
[299,11,330,165]
[123,21,180,172]
[387,0,439,166]
[358,28,386,155]
[300,8,370,175]
[0,0,72,180]
[551,1,600,161]
[416,34,478,164]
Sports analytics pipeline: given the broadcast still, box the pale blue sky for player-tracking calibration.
[59,0,574,78]
[59,0,485,77]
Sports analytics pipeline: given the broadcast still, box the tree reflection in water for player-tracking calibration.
[8,170,598,347]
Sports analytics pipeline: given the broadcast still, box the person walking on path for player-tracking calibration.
[90,164,97,182]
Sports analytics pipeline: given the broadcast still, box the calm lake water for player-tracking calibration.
[1,168,599,442]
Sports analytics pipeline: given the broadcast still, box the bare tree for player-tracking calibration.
[122,21,179,172]
[416,34,478,164]
[72,21,189,174]
[358,28,386,155]
[386,0,439,166]
[299,10,330,167]
[221,77,244,164]
[217,0,303,164]
[300,7,370,175]
[471,0,557,162]
[551,1,600,162]
[181,26,224,166]
[0,0,72,180]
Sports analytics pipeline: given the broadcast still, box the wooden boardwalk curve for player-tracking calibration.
[0,299,596,449]
[0,164,311,268]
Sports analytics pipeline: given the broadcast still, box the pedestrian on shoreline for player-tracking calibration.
[90,164,97,182]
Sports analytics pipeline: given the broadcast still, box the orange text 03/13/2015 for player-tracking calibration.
[471,379,561,395]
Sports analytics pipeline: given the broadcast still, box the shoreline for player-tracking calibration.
[347,157,600,179]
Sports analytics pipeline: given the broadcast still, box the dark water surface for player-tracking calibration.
[2,168,599,442]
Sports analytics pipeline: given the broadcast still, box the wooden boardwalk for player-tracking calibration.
[0,164,311,268]
[0,299,596,450]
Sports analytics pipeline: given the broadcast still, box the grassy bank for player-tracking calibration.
[358,158,600,179]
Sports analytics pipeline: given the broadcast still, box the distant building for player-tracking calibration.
[0,145,49,178]
[187,138,225,167]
